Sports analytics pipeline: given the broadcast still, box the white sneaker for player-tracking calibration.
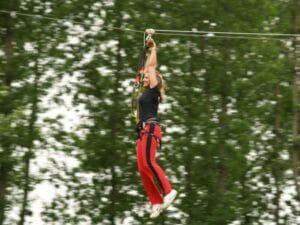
[162,189,177,210]
[150,204,163,218]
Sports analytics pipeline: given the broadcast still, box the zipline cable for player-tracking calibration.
[0,9,298,41]
[155,29,300,38]
[155,32,289,41]
[0,9,144,34]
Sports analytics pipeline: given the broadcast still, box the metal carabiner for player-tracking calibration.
[144,28,155,45]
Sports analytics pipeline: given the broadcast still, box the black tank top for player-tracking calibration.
[139,86,160,122]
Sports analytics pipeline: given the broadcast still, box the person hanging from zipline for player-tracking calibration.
[132,30,177,219]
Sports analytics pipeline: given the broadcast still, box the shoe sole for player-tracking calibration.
[150,208,163,219]
[162,191,177,210]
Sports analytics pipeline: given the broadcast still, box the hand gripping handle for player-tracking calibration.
[144,28,155,44]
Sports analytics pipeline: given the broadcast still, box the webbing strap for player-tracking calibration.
[140,123,162,150]
[131,46,148,122]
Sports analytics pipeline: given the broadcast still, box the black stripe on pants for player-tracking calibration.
[146,123,165,195]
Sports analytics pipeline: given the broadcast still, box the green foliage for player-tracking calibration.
[0,0,299,225]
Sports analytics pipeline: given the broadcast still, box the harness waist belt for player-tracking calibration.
[142,117,159,128]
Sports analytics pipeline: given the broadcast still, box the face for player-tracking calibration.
[143,73,150,87]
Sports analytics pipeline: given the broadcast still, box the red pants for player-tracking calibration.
[136,123,172,205]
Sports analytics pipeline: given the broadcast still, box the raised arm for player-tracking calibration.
[145,39,158,88]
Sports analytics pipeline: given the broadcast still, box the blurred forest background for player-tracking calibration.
[1,0,300,224]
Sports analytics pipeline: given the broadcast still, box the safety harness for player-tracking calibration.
[140,119,162,150]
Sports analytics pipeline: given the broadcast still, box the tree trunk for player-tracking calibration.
[108,1,123,224]
[240,170,252,225]
[217,40,230,225]
[183,41,197,225]
[18,153,31,225]
[272,78,283,225]
[0,167,8,225]
[292,0,300,201]
[272,168,281,225]
[0,1,14,224]
[18,40,40,225]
